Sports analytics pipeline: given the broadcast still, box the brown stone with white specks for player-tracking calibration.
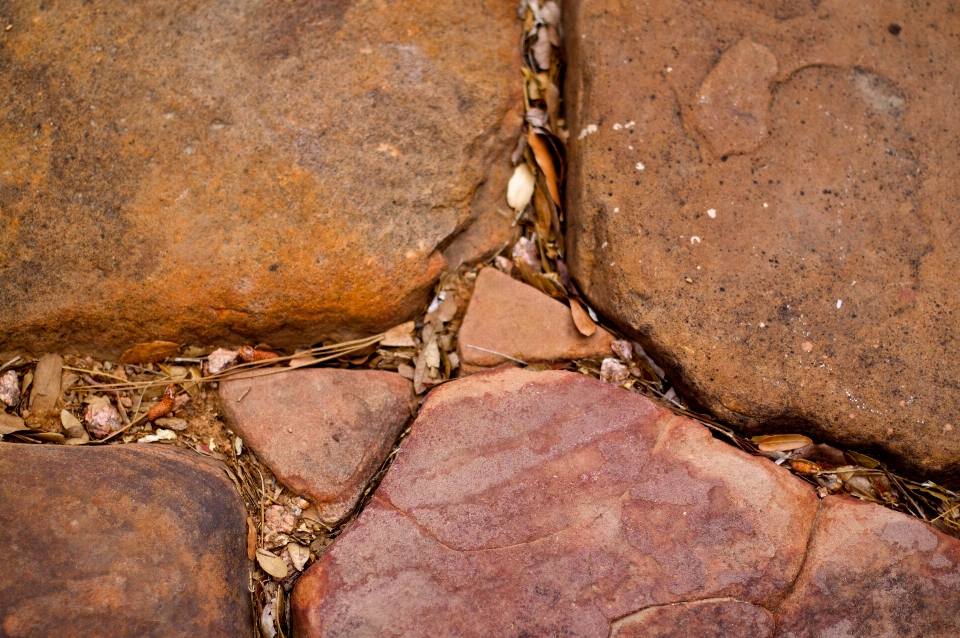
[457,267,615,372]
[292,368,819,637]
[0,0,521,358]
[775,495,960,638]
[564,0,960,484]
[0,443,251,637]
[219,368,412,526]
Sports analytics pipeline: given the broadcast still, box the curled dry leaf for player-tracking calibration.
[527,130,561,206]
[752,433,814,452]
[506,163,536,212]
[287,542,310,571]
[382,321,417,347]
[119,341,181,365]
[256,548,289,579]
[540,0,560,26]
[60,409,82,431]
[568,298,598,337]
[532,26,553,70]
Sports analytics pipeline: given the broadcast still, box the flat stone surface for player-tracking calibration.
[292,368,819,637]
[776,495,960,638]
[457,267,615,371]
[611,599,774,638]
[0,0,521,358]
[220,368,412,525]
[564,0,960,482]
[0,443,251,637]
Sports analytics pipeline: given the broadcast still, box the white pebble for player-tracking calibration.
[613,123,622,130]
[690,236,701,245]
[636,162,645,171]
[836,299,843,309]
[707,208,717,218]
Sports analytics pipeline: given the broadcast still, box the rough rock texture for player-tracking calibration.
[564,0,960,482]
[0,443,251,637]
[0,0,522,358]
[457,267,615,372]
[220,368,412,525]
[611,599,774,638]
[292,368,819,637]
[776,495,960,637]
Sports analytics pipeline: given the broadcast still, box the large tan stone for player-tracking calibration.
[564,0,960,483]
[0,0,521,358]
[0,444,252,636]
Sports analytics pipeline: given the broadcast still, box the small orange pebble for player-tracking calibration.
[801,341,813,352]
[147,385,177,421]
[886,428,894,436]
[899,400,906,407]
[239,346,280,363]
[946,424,954,432]
[849,413,856,419]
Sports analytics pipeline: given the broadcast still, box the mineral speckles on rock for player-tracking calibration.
[564,0,960,483]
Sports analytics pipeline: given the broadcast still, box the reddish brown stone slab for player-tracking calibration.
[219,369,411,525]
[774,496,960,637]
[0,443,251,637]
[292,368,818,637]
[0,0,521,359]
[457,267,615,372]
[612,599,774,638]
[564,0,960,483]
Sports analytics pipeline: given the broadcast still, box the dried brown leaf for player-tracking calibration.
[382,321,417,347]
[119,341,180,365]
[751,433,814,452]
[256,548,289,579]
[527,130,561,206]
[568,298,598,337]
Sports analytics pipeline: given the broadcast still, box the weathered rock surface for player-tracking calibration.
[457,267,615,372]
[611,599,774,638]
[292,368,819,636]
[0,0,521,358]
[564,0,960,482]
[776,495,960,637]
[0,443,251,637]
[220,368,412,525]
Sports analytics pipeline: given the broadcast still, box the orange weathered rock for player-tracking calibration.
[564,0,960,483]
[0,0,521,358]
